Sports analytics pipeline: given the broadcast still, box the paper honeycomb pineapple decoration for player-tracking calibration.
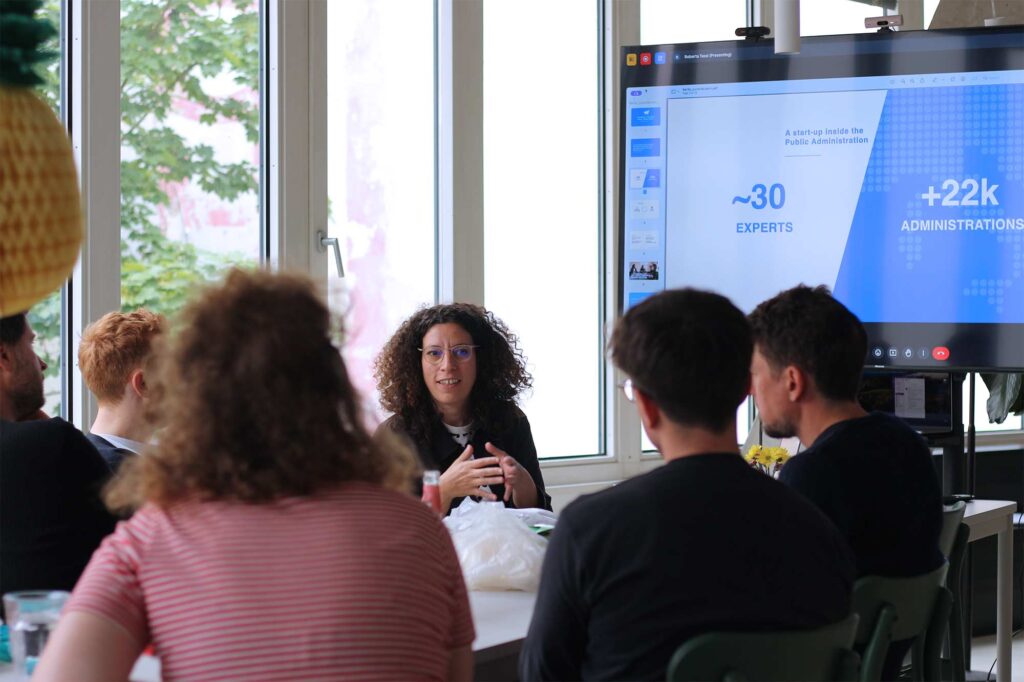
[0,0,82,316]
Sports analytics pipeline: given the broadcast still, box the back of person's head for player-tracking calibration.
[748,284,867,402]
[107,268,415,511]
[610,288,752,432]
[0,313,28,346]
[79,309,165,404]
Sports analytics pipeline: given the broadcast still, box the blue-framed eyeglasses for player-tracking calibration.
[419,344,479,364]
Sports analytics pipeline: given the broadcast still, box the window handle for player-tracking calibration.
[317,230,345,278]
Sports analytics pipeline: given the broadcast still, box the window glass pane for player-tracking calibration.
[644,0,885,42]
[120,0,260,319]
[326,0,435,415]
[801,0,877,36]
[37,0,61,117]
[641,1,752,455]
[641,0,745,44]
[484,0,600,458]
[28,0,64,418]
[965,374,1024,433]
[26,292,62,418]
[642,399,752,452]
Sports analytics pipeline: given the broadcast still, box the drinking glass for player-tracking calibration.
[3,591,70,678]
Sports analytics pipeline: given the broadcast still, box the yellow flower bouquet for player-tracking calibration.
[743,445,790,479]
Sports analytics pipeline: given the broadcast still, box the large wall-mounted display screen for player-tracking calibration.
[619,28,1024,371]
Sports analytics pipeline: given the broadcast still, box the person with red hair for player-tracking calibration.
[78,309,165,470]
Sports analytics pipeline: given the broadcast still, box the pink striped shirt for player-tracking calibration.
[67,482,474,681]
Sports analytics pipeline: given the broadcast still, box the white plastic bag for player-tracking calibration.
[443,499,549,591]
[505,506,558,528]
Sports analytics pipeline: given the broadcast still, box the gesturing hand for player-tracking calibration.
[439,445,504,511]
[485,442,539,508]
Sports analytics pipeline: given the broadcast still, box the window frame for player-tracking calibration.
[67,0,277,430]
[437,0,483,305]
[268,0,322,277]
[58,0,1021,488]
[539,0,659,490]
[69,0,121,429]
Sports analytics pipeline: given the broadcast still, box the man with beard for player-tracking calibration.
[749,285,942,577]
[0,312,117,596]
[521,289,854,681]
[748,285,943,679]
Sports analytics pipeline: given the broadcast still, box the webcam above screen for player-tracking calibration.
[618,28,1024,371]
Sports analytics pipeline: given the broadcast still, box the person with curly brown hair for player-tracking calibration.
[34,269,475,682]
[375,303,551,515]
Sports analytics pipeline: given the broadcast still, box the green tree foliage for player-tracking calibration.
[27,0,65,412]
[119,0,258,315]
[0,0,57,87]
[36,0,261,316]
[29,0,259,413]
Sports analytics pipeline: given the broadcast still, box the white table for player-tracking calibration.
[129,591,537,681]
[469,590,536,665]
[963,499,1015,682]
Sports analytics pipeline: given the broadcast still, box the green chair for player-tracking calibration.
[936,502,968,682]
[939,502,967,558]
[852,563,952,682]
[666,613,860,682]
[940,523,970,682]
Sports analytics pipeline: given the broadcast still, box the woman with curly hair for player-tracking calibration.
[35,270,474,682]
[375,303,551,515]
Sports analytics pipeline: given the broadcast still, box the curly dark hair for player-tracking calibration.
[374,303,532,447]
[106,268,416,511]
[748,284,868,402]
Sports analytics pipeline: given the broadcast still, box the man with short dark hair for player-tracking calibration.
[749,285,942,682]
[520,289,855,682]
[79,309,165,470]
[748,284,943,578]
[0,312,117,597]
[0,312,47,422]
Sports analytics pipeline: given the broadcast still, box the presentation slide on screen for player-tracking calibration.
[633,77,1024,325]
[664,89,884,313]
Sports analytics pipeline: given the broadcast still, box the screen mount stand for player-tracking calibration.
[929,372,977,500]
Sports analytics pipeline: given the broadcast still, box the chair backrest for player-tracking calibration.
[852,563,950,682]
[666,613,860,682]
[942,522,971,682]
[939,502,967,558]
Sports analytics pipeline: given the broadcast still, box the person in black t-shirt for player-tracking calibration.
[748,285,943,578]
[0,418,118,596]
[0,312,118,596]
[520,289,855,682]
[749,285,943,681]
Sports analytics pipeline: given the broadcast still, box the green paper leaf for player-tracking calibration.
[0,1,57,87]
